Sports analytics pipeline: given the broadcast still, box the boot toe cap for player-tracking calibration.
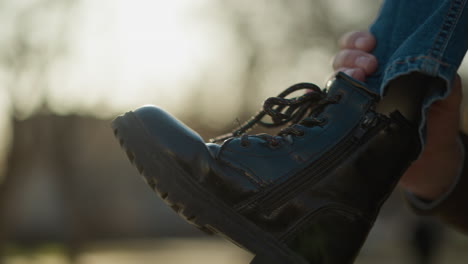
[133,105,210,161]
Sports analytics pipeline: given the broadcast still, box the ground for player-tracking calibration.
[3,235,468,264]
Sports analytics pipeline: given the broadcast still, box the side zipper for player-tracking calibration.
[244,112,390,215]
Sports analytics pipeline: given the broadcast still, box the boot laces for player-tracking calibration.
[210,82,341,146]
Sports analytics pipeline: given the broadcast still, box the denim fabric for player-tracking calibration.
[367,0,468,142]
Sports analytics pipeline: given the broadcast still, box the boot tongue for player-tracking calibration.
[326,72,379,100]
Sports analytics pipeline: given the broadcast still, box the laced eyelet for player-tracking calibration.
[269,140,279,147]
[240,141,250,147]
[318,117,328,126]
[209,81,336,143]
[296,130,305,137]
[333,93,343,102]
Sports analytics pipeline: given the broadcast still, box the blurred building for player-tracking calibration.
[0,113,206,247]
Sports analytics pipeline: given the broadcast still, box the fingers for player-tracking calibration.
[334,31,377,82]
[339,31,376,52]
[332,49,377,75]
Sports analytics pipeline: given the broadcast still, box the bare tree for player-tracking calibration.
[0,0,79,261]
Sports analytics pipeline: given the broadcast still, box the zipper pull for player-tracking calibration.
[353,112,379,141]
[362,112,378,128]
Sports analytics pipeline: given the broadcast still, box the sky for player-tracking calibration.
[0,0,385,120]
[46,0,243,119]
[44,0,355,120]
[5,0,468,120]
[59,0,468,119]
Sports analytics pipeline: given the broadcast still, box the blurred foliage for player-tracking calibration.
[0,0,76,118]
[190,0,381,121]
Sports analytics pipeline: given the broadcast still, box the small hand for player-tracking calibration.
[333,31,463,200]
[333,31,378,82]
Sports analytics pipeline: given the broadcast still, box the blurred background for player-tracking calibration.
[0,0,468,263]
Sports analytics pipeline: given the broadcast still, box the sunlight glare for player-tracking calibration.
[49,0,223,116]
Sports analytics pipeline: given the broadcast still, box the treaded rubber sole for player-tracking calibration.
[112,111,308,264]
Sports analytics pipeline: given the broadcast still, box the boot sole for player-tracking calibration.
[112,111,308,264]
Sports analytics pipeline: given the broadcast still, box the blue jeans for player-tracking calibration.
[366,0,468,142]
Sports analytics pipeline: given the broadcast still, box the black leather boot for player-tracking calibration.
[112,72,421,264]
